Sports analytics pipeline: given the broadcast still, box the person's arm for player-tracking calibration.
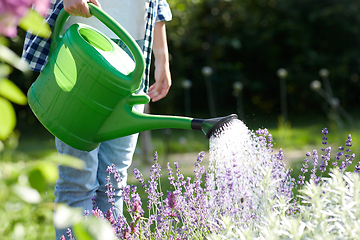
[63,0,101,17]
[147,21,172,102]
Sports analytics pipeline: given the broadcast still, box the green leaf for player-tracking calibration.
[46,152,85,170]
[12,223,26,240]
[19,9,51,38]
[0,78,27,105]
[12,184,41,204]
[26,161,59,193]
[0,97,16,140]
[27,161,59,190]
[0,64,12,78]
[53,204,84,229]
[28,168,46,193]
[36,162,59,184]
[0,140,4,152]
[0,36,9,46]
[73,222,94,240]
[0,45,29,72]
[73,217,116,240]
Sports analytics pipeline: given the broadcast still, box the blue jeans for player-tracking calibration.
[54,39,145,239]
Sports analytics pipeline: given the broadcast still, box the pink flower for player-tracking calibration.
[122,228,130,239]
[0,0,50,37]
[130,221,138,234]
[33,0,50,16]
[0,13,18,37]
[132,200,142,213]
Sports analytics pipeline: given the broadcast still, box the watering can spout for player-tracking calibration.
[191,114,239,139]
[94,99,239,144]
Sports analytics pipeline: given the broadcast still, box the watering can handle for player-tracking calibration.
[52,3,145,81]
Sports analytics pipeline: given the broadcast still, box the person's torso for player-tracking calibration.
[64,0,149,40]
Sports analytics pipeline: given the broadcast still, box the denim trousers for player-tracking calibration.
[54,39,145,239]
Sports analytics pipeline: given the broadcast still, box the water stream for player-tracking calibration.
[206,119,293,229]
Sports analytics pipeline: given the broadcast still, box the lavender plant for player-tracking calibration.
[61,121,358,240]
[60,151,211,239]
[206,120,295,234]
[209,167,360,240]
[61,120,295,239]
[103,151,211,239]
[209,127,358,240]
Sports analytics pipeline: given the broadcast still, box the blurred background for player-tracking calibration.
[5,0,360,164]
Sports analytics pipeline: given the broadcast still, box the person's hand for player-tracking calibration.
[63,0,101,18]
[147,21,171,102]
[147,59,171,102]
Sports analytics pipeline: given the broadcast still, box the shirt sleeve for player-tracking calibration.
[21,0,63,72]
[156,0,172,22]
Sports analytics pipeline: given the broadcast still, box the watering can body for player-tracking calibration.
[28,3,148,151]
[28,3,238,151]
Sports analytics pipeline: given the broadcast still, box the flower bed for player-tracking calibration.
[60,120,358,239]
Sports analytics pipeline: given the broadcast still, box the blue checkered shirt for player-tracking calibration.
[22,0,172,92]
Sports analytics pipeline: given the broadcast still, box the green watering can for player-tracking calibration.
[27,3,238,151]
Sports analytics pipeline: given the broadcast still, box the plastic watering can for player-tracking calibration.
[27,3,238,151]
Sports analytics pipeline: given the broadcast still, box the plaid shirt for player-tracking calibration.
[22,0,172,92]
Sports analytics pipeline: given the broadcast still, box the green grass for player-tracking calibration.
[136,129,209,156]
[269,125,359,150]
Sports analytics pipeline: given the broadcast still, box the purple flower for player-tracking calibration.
[153,151,159,162]
[133,168,144,185]
[105,209,116,225]
[310,149,318,181]
[167,162,175,185]
[197,151,205,163]
[92,207,104,218]
[166,191,177,209]
[322,130,328,145]
[91,195,97,208]
[256,128,269,136]
[346,134,353,147]
[112,214,129,238]
[105,175,116,205]
[122,185,131,207]
[267,133,274,151]
[132,200,142,213]
[66,228,75,240]
[174,162,184,181]
[275,149,284,161]
[319,146,331,173]
[322,128,328,135]
[336,151,343,160]
[145,161,163,209]
[106,165,113,174]
[130,221,138,234]
[122,227,130,239]
[355,162,360,173]
[83,209,89,217]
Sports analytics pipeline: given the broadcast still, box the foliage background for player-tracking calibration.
[7,0,360,133]
[158,0,360,121]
